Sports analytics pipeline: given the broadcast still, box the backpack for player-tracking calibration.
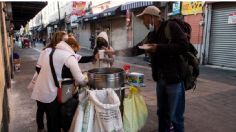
[165,18,199,91]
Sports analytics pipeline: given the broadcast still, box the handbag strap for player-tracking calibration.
[49,48,60,88]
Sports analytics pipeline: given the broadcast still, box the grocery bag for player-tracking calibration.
[88,88,123,132]
[123,86,148,132]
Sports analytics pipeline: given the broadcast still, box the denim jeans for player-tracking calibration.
[156,80,185,132]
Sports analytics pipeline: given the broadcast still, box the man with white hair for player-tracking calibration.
[109,6,189,132]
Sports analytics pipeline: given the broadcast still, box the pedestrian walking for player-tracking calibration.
[32,37,36,47]
[107,6,190,132]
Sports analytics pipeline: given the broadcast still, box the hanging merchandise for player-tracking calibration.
[123,86,148,132]
[89,88,124,132]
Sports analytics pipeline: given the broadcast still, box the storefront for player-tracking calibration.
[181,2,204,58]
[121,1,167,47]
[206,2,236,68]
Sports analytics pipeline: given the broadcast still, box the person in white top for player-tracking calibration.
[31,31,87,132]
[92,31,115,68]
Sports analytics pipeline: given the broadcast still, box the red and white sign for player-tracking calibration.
[71,1,86,16]
[228,12,236,24]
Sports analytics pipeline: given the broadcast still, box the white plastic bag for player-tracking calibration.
[81,99,94,132]
[69,89,95,132]
[89,88,123,132]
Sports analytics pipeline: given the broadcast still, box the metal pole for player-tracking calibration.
[57,1,61,30]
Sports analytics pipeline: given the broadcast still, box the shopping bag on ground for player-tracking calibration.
[89,88,123,132]
[123,86,148,132]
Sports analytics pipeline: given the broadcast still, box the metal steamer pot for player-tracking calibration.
[87,67,125,89]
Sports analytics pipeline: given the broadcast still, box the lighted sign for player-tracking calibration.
[172,2,181,15]
[71,1,86,16]
[181,1,203,15]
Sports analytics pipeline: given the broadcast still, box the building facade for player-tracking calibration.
[202,2,236,68]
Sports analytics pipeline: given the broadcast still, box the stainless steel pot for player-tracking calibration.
[87,67,125,89]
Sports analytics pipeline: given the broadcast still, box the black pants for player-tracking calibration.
[36,101,45,129]
[36,99,60,132]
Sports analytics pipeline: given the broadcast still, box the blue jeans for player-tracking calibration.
[156,80,185,132]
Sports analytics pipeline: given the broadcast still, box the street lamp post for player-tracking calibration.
[57,1,61,30]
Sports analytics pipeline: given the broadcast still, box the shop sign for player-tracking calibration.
[71,1,86,16]
[92,1,110,14]
[172,2,181,15]
[228,12,236,24]
[181,2,204,15]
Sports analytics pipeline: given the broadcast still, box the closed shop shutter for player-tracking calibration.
[78,23,91,48]
[209,3,236,68]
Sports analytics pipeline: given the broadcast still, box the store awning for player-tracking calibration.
[100,5,120,17]
[37,25,43,32]
[11,2,47,30]
[121,1,153,11]
[83,13,100,22]
[47,20,59,27]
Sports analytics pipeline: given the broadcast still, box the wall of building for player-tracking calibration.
[0,2,11,131]
[110,18,127,50]
[0,3,5,128]
[78,22,91,48]
[184,14,203,45]
[184,13,203,57]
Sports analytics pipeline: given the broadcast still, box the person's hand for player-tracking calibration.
[145,44,157,53]
[103,46,115,56]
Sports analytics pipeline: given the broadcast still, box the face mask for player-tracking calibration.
[148,17,155,32]
[148,24,155,32]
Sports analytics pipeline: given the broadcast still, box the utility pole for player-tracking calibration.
[57,1,61,30]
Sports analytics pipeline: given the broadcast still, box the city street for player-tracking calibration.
[0,1,236,132]
[8,42,236,132]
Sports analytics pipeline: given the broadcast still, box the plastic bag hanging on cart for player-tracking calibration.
[123,86,148,132]
[69,89,95,132]
[88,88,124,132]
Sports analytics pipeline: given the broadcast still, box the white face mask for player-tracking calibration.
[148,17,155,32]
[148,24,155,32]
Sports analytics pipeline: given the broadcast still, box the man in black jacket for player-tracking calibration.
[109,6,189,132]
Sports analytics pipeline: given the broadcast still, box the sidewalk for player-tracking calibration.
[9,43,236,132]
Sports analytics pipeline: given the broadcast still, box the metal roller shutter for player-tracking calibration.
[209,3,236,68]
